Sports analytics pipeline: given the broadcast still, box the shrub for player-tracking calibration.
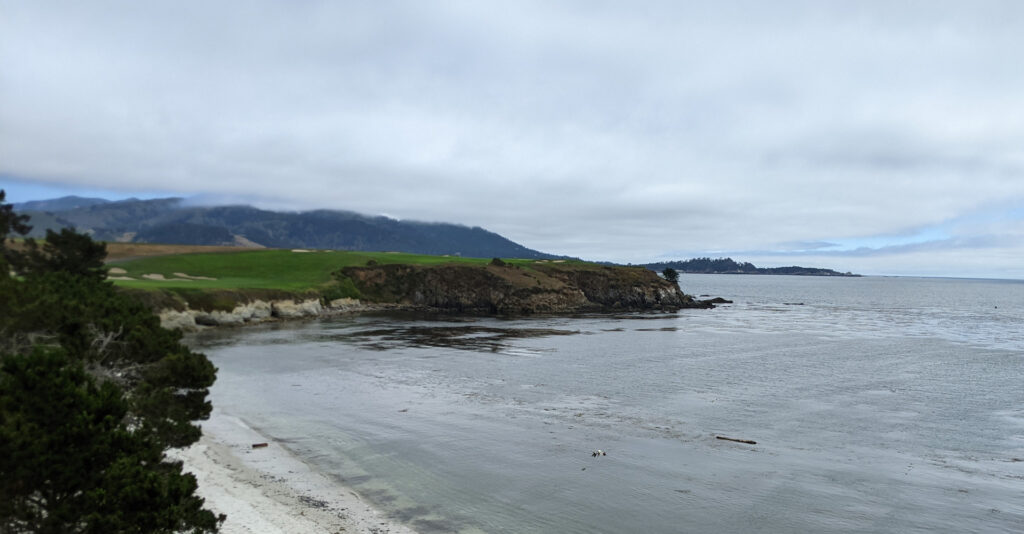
[322,277,362,301]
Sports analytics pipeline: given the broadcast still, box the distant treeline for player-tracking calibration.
[642,257,858,277]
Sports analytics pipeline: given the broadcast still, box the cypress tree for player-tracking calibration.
[0,190,222,532]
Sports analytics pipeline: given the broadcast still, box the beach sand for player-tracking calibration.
[171,411,417,534]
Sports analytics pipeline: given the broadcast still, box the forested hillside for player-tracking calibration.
[644,257,857,276]
[16,196,563,259]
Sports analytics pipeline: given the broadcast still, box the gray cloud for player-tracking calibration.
[735,235,1012,260]
[776,241,842,252]
[3,1,1024,277]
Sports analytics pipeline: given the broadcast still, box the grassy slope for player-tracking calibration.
[111,249,581,291]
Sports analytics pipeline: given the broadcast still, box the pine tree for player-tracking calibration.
[0,190,222,532]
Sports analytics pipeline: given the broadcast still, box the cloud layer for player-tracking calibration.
[3,1,1023,277]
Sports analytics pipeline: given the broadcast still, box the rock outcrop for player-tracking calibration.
[337,262,710,314]
[194,300,272,326]
[158,298,359,331]
[270,299,323,318]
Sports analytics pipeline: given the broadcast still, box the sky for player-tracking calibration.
[2,1,1023,278]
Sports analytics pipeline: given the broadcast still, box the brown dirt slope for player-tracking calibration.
[104,243,258,262]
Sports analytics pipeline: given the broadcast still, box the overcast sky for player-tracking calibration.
[3,1,1023,278]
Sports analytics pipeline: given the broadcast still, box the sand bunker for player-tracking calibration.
[174,272,218,281]
[291,249,312,253]
[108,267,128,275]
[140,273,218,282]
[108,276,135,281]
[142,273,190,281]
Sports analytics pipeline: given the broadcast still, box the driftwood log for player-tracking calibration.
[716,436,756,445]
[251,442,269,449]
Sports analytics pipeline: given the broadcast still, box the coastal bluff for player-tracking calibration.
[145,261,713,331]
[336,261,710,314]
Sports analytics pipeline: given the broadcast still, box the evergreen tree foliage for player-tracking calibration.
[0,190,31,267]
[0,348,219,534]
[661,267,679,283]
[13,228,109,281]
[646,257,853,276]
[0,190,30,239]
[0,190,222,532]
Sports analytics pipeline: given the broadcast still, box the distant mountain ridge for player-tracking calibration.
[13,195,111,212]
[16,196,565,259]
[644,257,858,277]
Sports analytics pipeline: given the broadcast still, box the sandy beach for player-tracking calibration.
[171,411,417,534]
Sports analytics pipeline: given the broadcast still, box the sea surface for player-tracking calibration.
[190,275,1024,533]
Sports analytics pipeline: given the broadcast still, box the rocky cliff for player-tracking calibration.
[337,262,710,314]
[146,262,714,331]
[156,297,368,331]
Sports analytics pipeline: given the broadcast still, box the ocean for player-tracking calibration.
[190,274,1024,533]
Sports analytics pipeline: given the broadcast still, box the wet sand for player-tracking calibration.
[171,411,417,534]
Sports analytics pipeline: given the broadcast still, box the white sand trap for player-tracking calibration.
[142,273,195,281]
[174,272,218,281]
[108,276,135,281]
[108,267,128,275]
[291,249,312,253]
[552,260,566,263]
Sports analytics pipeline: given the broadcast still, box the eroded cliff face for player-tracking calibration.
[158,298,333,331]
[338,263,709,314]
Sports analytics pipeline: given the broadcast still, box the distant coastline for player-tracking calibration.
[642,257,859,277]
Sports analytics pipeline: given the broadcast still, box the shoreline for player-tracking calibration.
[157,298,721,333]
[170,410,417,534]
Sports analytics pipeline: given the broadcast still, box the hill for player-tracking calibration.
[13,195,111,212]
[18,196,564,259]
[644,257,858,277]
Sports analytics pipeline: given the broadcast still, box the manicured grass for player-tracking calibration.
[110,249,579,291]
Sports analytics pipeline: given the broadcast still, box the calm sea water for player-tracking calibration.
[191,275,1024,533]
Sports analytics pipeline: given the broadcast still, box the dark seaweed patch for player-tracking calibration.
[335,325,579,352]
[358,487,399,505]
[391,505,431,521]
[411,516,467,533]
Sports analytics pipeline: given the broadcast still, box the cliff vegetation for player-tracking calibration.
[337,260,710,314]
